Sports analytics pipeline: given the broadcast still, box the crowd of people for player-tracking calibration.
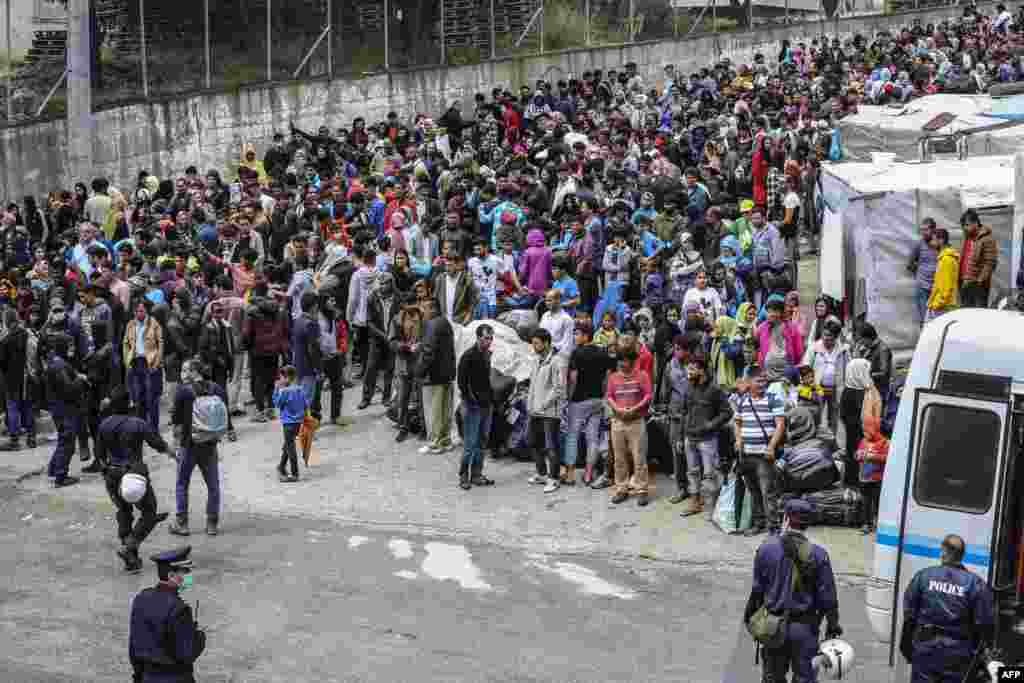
[0,3,1018,573]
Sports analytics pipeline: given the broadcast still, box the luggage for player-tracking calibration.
[782,438,839,493]
[640,411,672,473]
[497,310,538,342]
[803,486,864,527]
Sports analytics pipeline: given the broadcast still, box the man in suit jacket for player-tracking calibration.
[359,271,398,410]
[433,250,479,326]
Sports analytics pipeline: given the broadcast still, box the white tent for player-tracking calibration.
[817,155,1017,361]
[840,95,1024,162]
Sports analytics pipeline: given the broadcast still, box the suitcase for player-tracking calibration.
[802,486,864,527]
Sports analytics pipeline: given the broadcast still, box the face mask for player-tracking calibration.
[179,574,194,592]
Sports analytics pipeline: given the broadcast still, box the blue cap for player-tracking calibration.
[784,499,814,517]
[150,546,193,571]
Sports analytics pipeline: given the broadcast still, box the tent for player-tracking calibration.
[817,155,1016,362]
[840,95,1024,162]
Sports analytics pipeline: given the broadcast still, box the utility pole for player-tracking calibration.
[67,0,94,187]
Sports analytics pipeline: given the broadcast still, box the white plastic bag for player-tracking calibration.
[714,472,753,534]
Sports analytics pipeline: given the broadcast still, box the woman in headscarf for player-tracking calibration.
[710,315,741,391]
[837,358,882,489]
[734,301,759,370]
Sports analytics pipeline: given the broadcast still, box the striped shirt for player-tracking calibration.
[734,392,785,455]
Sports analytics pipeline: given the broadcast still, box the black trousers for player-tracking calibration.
[313,354,344,421]
[351,325,369,372]
[528,416,560,478]
[960,282,990,309]
[250,353,279,413]
[104,464,159,551]
[211,367,235,431]
[280,423,300,476]
[363,341,394,402]
[578,274,599,314]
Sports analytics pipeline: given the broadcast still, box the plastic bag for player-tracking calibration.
[714,472,753,534]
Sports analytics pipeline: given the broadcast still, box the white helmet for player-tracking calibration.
[815,639,855,680]
[119,473,148,504]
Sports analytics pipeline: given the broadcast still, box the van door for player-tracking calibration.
[887,387,1010,663]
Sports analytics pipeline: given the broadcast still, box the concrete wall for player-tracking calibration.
[0,3,975,201]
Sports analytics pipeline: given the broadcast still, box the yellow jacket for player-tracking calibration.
[928,246,960,310]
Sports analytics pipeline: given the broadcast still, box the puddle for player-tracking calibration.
[347,535,370,549]
[388,539,414,560]
[527,558,636,600]
[421,542,492,591]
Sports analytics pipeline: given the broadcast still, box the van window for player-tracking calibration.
[914,405,1000,514]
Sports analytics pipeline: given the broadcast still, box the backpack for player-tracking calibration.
[191,382,228,444]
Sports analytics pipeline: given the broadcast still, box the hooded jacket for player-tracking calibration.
[518,229,552,296]
[928,246,960,310]
[527,347,567,419]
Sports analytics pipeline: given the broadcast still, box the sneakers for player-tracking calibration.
[395,430,409,443]
[428,444,451,454]
[611,492,628,504]
[543,478,560,493]
[357,399,372,410]
[206,518,219,536]
[417,444,433,454]
[226,430,238,442]
[527,474,547,485]
[637,494,650,507]
[590,474,611,490]
[668,493,689,505]
[53,476,80,488]
[459,476,471,491]
[252,412,268,423]
[81,461,105,474]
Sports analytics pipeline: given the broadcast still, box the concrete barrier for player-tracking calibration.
[0,2,976,200]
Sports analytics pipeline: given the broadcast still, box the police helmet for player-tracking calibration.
[815,639,855,680]
[119,473,148,504]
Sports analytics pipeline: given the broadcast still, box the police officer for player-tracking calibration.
[96,386,173,573]
[901,534,995,683]
[744,499,843,683]
[129,546,206,682]
[44,331,83,488]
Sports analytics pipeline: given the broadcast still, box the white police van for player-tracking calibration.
[864,309,1024,671]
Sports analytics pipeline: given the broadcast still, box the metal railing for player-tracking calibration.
[3,0,990,126]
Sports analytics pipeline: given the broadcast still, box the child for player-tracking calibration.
[855,414,889,535]
[796,363,825,414]
[273,365,310,483]
[593,310,619,349]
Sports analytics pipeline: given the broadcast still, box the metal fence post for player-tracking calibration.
[540,0,544,53]
[384,0,389,71]
[327,0,332,77]
[441,0,446,64]
[6,0,12,121]
[266,0,272,81]
[490,0,496,58]
[203,0,211,88]
[585,0,593,46]
[139,0,149,98]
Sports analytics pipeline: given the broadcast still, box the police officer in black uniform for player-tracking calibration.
[129,546,206,683]
[744,499,843,683]
[901,533,995,683]
[96,385,172,573]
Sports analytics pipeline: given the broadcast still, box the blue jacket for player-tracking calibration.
[903,564,993,646]
[749,532,838,616]
[273,384,310,425]
[129,586,205,681]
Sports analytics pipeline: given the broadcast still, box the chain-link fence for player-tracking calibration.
[1,0,994,125]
